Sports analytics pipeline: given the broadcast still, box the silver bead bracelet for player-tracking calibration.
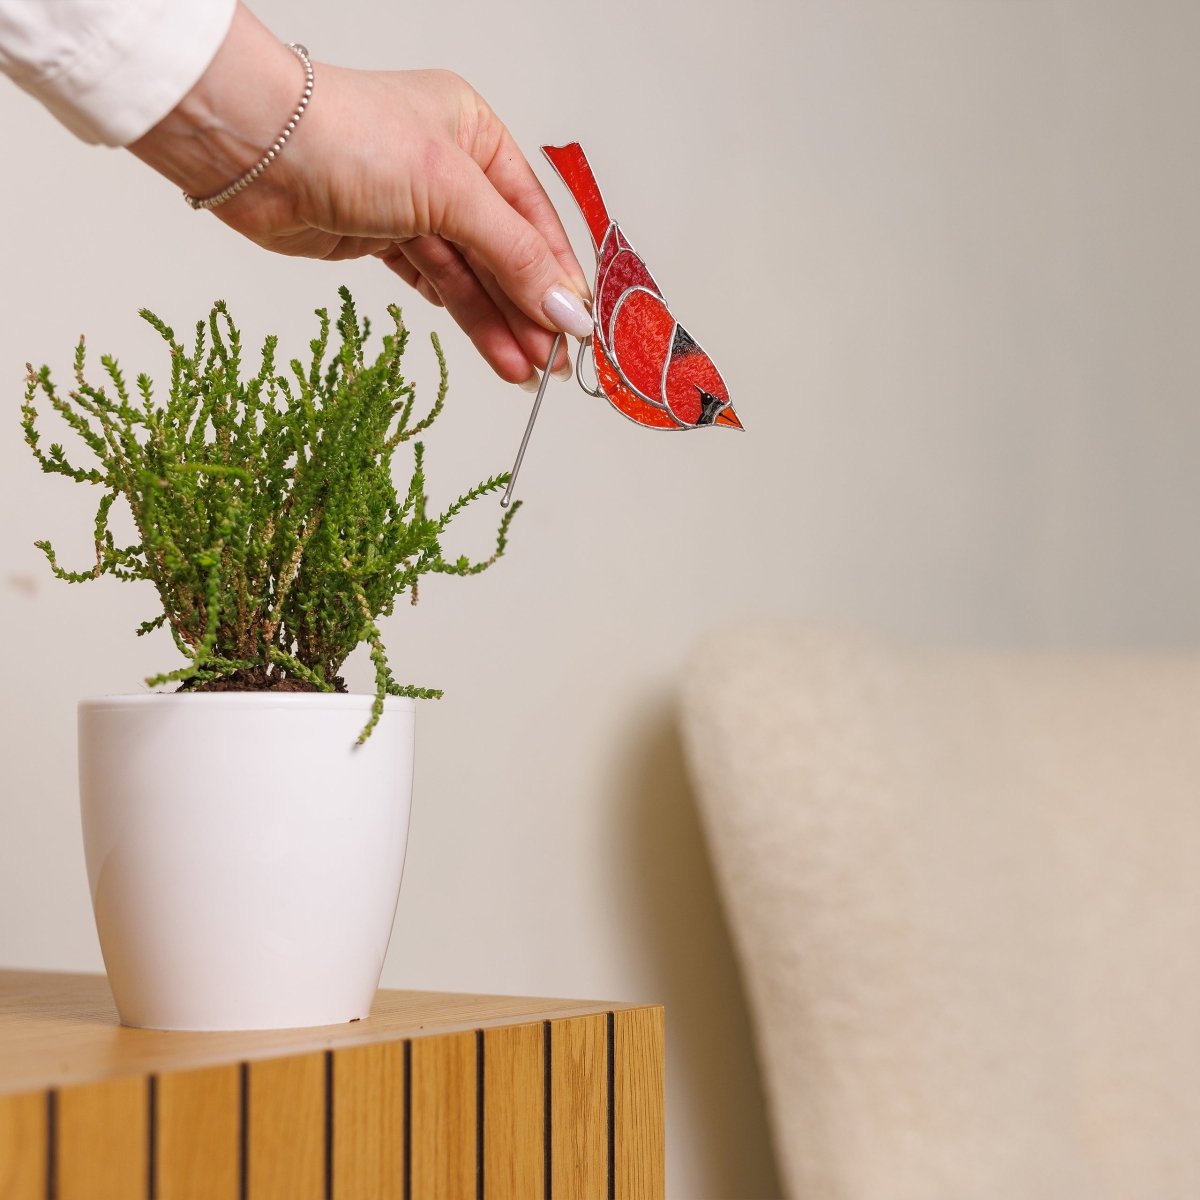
[183,42,314,211]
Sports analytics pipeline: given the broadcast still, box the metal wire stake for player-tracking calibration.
[501,332,564,508]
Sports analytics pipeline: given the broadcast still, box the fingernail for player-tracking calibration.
[519,370,541,393]
[552,356,573,382]
[542,286,594,339]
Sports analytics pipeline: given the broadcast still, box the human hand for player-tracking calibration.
[130,4,591,389]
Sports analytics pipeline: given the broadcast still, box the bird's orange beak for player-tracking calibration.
[716,405,744,431]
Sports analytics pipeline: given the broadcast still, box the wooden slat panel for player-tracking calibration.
[482,1022,544,1199]
[58,1076,147,1200]
[0,973,667,1196]
[613,1007,665,1200]
[550,1014,607,1200]
[410,1030,476,1197]
[248,1053,325,1200]
[333,1041,406,1199]
[157,1064,240,1200]
[0,1091,45,1200]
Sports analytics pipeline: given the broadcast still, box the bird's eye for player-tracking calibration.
[694,387,726,426]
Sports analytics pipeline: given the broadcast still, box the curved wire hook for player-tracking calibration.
[576,337,604,398]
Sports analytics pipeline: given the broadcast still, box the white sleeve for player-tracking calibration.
[0,0,237,147]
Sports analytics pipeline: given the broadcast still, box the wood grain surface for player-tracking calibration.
[550,1014,608,1200]
[482,1021,545,1199]
[0,1090,44,1200]
[0,970,630,1096]
[410,1029,477,1198]
[0,972,665,1197]
[247,1053,326,1200]
[332,1040,406,1199]
[156,1064,240,1200]
[614,1006,666,1200]
[57,1076,147,1200]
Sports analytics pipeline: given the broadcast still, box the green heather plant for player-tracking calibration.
[22,287,519,742]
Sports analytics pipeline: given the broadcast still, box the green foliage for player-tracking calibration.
[22,288,519,742]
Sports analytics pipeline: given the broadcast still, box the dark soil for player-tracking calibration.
[178,666,347,694]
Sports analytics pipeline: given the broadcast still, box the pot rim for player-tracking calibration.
[78,693,417,712]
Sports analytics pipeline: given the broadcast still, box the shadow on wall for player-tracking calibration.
[614,699,784,1199]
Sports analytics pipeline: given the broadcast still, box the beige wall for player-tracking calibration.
[2,2,1197,1194]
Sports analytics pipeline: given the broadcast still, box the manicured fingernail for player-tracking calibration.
[542,286,594,339]
[552,357,573,382]
[519,370,541,393]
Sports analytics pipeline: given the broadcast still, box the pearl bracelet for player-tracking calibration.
[183,42,314,211]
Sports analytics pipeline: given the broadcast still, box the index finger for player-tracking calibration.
[473,124,593,301]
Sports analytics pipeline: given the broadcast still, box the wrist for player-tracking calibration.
[129,4,306,202]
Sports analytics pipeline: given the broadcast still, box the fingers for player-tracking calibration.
[475,126,592,302]
[460,246,572,379]
[374,244,444,308]
[380,237,534,385]
[376,237,571,386]
[434,152,594,343]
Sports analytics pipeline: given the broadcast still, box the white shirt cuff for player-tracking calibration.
[0,0,238,146]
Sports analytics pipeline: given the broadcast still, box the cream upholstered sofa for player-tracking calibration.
[680,624,1200,1200]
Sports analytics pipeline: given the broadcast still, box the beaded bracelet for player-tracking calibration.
[183,42,314,211]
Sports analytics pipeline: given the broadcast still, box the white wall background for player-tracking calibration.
[2,1,1198,1194]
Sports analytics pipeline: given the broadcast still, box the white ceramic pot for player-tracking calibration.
[78,694,415,1031]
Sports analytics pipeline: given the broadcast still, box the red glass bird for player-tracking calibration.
[542,142,744,432]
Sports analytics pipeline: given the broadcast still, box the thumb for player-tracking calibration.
[436,158,594,340]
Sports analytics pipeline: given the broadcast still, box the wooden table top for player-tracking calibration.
[0,969,634,1096]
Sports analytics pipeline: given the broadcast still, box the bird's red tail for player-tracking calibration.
[542,143,612,250]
